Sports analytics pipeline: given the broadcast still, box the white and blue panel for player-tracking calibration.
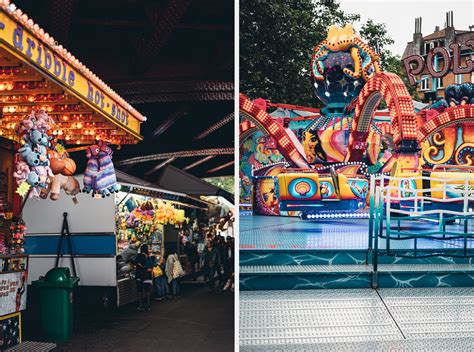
[23,177,117,287]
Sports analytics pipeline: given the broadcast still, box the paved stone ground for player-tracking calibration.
[25,281,234,352]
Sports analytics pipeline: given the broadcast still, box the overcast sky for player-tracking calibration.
[338,0,473,56]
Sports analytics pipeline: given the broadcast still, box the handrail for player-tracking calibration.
[370,173,474,288]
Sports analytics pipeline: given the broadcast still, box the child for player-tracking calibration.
[153,253,168,300]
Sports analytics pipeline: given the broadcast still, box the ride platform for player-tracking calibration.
[240,215,474,290]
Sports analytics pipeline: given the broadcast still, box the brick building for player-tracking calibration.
[402,11,474,102]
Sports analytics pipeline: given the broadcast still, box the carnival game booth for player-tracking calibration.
[0,2,145,346]
[23,171,208,308]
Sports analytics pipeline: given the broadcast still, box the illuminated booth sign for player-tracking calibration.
[0,8,145,143]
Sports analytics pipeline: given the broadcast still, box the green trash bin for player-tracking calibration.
[33,267,80,342]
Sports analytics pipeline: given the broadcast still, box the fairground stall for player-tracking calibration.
[23,171,209,307]
[0,2,144,346]
[239,23,474,299]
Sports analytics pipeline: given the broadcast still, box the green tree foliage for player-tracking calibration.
[203,176,235,194]
[240,0,417,107]
[360,20,419,100]
[240,0,359,107]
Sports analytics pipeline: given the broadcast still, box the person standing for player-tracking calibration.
[216,236,227,286]
[201,240,220,291]
[165,252,184,298]
[184,240,199,281]
[152,254,168,300]
[223,236,234,291]
[134,244,153,311]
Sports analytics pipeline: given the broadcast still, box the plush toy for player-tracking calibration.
[15,112,35,134]
[32,165,53,188]
[94,141,119,197]
[83,144,100,194]
[18,145,42,167]
[34,110,54,131]
[8,217,26,252]
[13,161,30,185]
[26,171,40,187]
[14,110,55,198]
[27,129,49,147]
[47,174,81,201]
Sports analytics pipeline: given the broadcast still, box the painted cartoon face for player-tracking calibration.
[302,131,318,163]
[326,24,358,51]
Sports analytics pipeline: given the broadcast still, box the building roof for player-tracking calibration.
[423,29,446,40]
[402,27,473,60]
[402,41,415,60]
[423,28,470,41]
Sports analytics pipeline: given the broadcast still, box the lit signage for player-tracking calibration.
[0,12,141,138]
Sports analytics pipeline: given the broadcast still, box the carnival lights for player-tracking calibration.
[0,0,146,122]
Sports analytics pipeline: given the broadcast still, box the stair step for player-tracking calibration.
[378,263,474,273]
[241,263,474,274]
[240,264,474,290]
[240,337,474,351]
[241,265,371,274]
[240,265,373,290]
[241,250,368,265]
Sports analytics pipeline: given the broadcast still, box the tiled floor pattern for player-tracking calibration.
[240,288,474,351]
[240,215,474,251]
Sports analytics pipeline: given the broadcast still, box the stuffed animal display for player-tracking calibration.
[83,140,119,197]
[9,217,26,253]
[14,110,80,202]
[13,111,54,198]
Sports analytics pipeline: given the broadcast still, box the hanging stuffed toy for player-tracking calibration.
[41,174,81,203]
[83,140,119,197]
[83,143,100,195]
[14,110,54,198]
[96,141,119,197]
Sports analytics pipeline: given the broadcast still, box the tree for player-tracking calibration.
[240,0,417,107]
[240,0,359,107]
[360,20,419,100]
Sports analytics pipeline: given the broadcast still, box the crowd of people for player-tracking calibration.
[117,231,234,311]
[131,244,184,311]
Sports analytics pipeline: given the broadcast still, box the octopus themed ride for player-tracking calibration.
[239,24,474,219]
